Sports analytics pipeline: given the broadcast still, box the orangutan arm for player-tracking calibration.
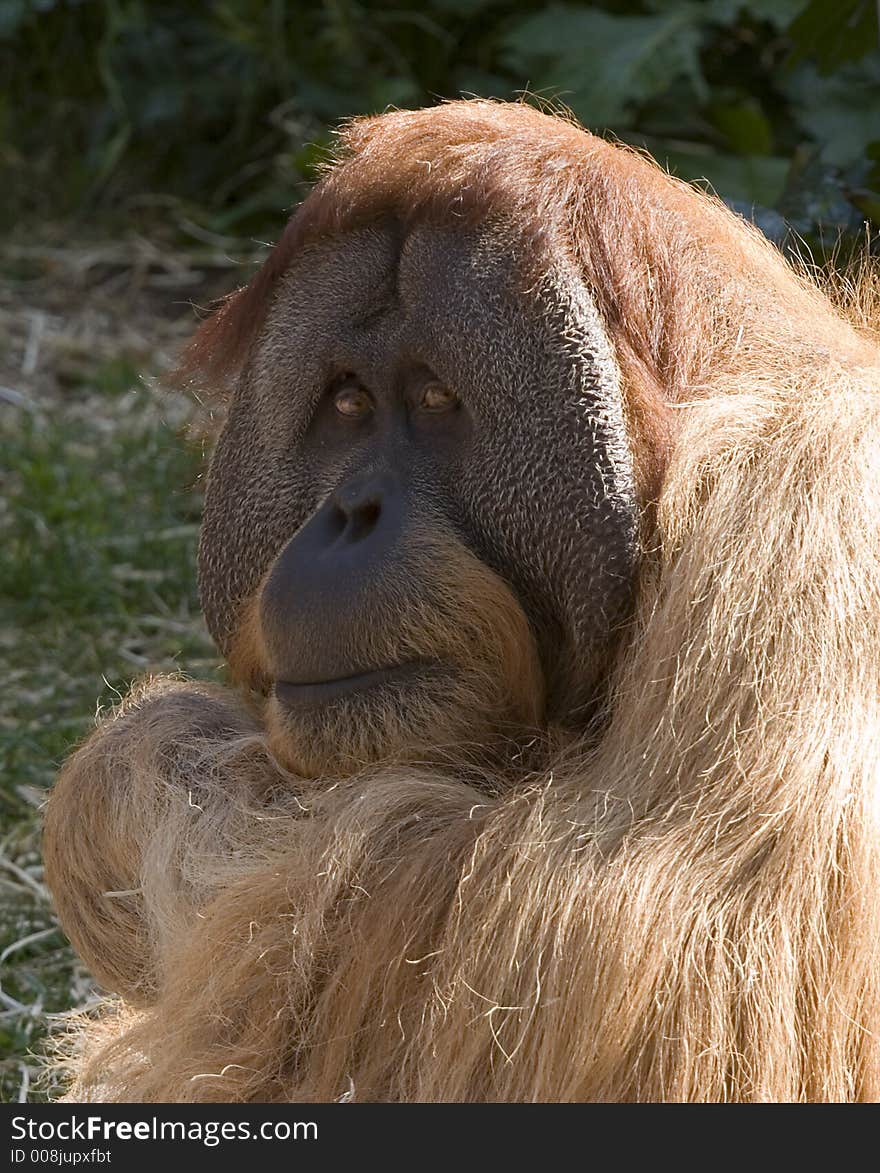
[43,678,279,1004]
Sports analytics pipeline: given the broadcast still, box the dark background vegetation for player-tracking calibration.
[1,0,878,1101]
[4,0,880,248]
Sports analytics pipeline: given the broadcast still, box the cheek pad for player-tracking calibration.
[398,222,639,691]
[198,227,401,652]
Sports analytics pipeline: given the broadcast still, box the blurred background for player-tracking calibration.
[1,0,879,1101]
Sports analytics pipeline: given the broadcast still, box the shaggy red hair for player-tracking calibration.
[45,100,880,1103]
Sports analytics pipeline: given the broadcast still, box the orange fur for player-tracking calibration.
[45,101,880,1102]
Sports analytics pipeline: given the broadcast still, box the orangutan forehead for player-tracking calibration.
[277,221,405,325]
[248,217,610,423]
[271,217,529,314]
[245,222,485,418]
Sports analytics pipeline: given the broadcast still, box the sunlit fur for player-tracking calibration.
[44,100,880,1102]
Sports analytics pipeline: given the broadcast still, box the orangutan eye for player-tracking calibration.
[419,384,459,413]
[333,385,374,419]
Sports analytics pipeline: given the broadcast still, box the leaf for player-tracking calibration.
[648,0,809,28]
[453,68,516,102]
[661,144,790,207]
[787,0,879,71]
[429,0,504,12]
[781,152,869,236]
[709,99,774,155]
[848,188,880,225]
[0,0,28,39]
[698,0,809,29]
[366,76,423,111]
[782,56,880,167]
[501,4,707,130]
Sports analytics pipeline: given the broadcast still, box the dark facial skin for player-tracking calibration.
[259,368,473,700]
[198,218,639,765]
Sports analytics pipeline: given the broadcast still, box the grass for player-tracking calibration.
[0,241,234,1101]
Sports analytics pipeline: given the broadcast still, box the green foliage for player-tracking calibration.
[502,5,709,128]
[1,0,879,249]
[788,0,878,71]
